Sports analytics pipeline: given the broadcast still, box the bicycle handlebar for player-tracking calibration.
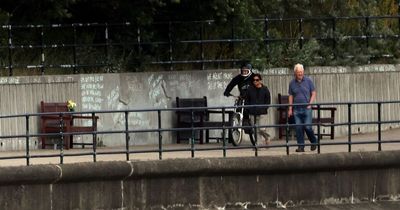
[228,94,243,99]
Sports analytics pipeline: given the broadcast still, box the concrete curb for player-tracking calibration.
[0,150,400,184]
[0,164,60,185]
[128,150,400,178]
[59,161,133,182]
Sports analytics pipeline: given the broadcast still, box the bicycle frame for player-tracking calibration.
[229,95,256,146]
[229,96,246,146]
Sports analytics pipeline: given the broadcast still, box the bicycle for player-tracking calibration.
[228,95,256,146]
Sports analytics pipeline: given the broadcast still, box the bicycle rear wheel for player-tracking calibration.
[229,113,243,146]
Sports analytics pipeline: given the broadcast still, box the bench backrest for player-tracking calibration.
[40,101,69,113]
[176,97,208,122]
[176,97,207,108]
[40,101,72,133]
[40,101,72,126]
[278,94,289,108]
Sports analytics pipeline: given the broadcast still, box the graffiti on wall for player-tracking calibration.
[0,76,74,85]
[81,75,104,111]
[106,85,151,130]
[148,74,170,108]
[207,72,233,91]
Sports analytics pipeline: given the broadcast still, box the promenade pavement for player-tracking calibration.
[0,128,400,167]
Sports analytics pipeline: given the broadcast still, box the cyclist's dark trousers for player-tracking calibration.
[243,109,253,134]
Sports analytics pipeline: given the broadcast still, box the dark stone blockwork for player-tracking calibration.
[1,152,400,209]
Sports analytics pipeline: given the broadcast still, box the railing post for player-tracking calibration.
[222,107,227,157]
[25,115,30,166]
[40,27,45,75]
[347,103,352,152]
[255,115,260,157]
[58,113,64,164]
[332,17,337,58]
[200,22,205,70]
[158,110,163,160]
[7,25,13,76]
[285,107,290,155]
[73,25,78,74]
[190,109,195,158]
[230,18,235,68]
[92,112,97,162]
[125,111,130,161]
[299,18,304,49]
[365,16,370,49]
[378,103,382,151]
[137,24,142,57]
[104,23,110,72]
[264,16,270,57]
[317,104,321,154]
[168,21,173,71]
[398,0,400,35]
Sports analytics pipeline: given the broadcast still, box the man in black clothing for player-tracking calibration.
[223,63,255,135]
[245,73,271,145]
[223,63,254,97]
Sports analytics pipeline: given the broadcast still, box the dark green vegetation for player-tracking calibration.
[0,0,399,74]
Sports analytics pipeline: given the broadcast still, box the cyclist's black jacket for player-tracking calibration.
[223,74,255,97]
[245,85,271,115]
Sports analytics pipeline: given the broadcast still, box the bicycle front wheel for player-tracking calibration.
[229,113,243,146]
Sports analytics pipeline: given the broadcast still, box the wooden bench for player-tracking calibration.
[176,96,233,144]
[40,101,99,149]
[277,94,336,139]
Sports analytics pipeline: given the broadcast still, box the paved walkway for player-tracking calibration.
[1,128,400,167]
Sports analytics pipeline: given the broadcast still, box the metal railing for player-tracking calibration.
[0,100,399,166]
[1,15,400,75]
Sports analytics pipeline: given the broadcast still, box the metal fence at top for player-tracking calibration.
[0,100,399,166]
[0,15,400,75]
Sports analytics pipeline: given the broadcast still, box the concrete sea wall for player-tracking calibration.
[0,64,399,149]
[1,151,400,209]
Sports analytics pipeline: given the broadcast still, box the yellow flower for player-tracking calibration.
[67,100,76,111]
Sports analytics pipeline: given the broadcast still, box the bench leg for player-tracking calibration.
[279,127,283,139]
[279,125,292,140]
[41,136,46,149]
[206,129,210,143]
[70,135,74,149]
[63,135,71,150]
[200,129,204,144]
[177,131,181,144]
[330,124,335,139]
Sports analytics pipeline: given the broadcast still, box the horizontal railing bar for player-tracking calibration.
[2,100,399,119]
[0,34,398,50]
[0,99,399,165]
[0,22,132,29]
[0,15,396,29]
[254,15,400,22]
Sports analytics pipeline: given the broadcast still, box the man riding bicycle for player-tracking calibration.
[223,63,255,98]
[223,63,255,142]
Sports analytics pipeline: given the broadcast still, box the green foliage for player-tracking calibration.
[0,0,398,73]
